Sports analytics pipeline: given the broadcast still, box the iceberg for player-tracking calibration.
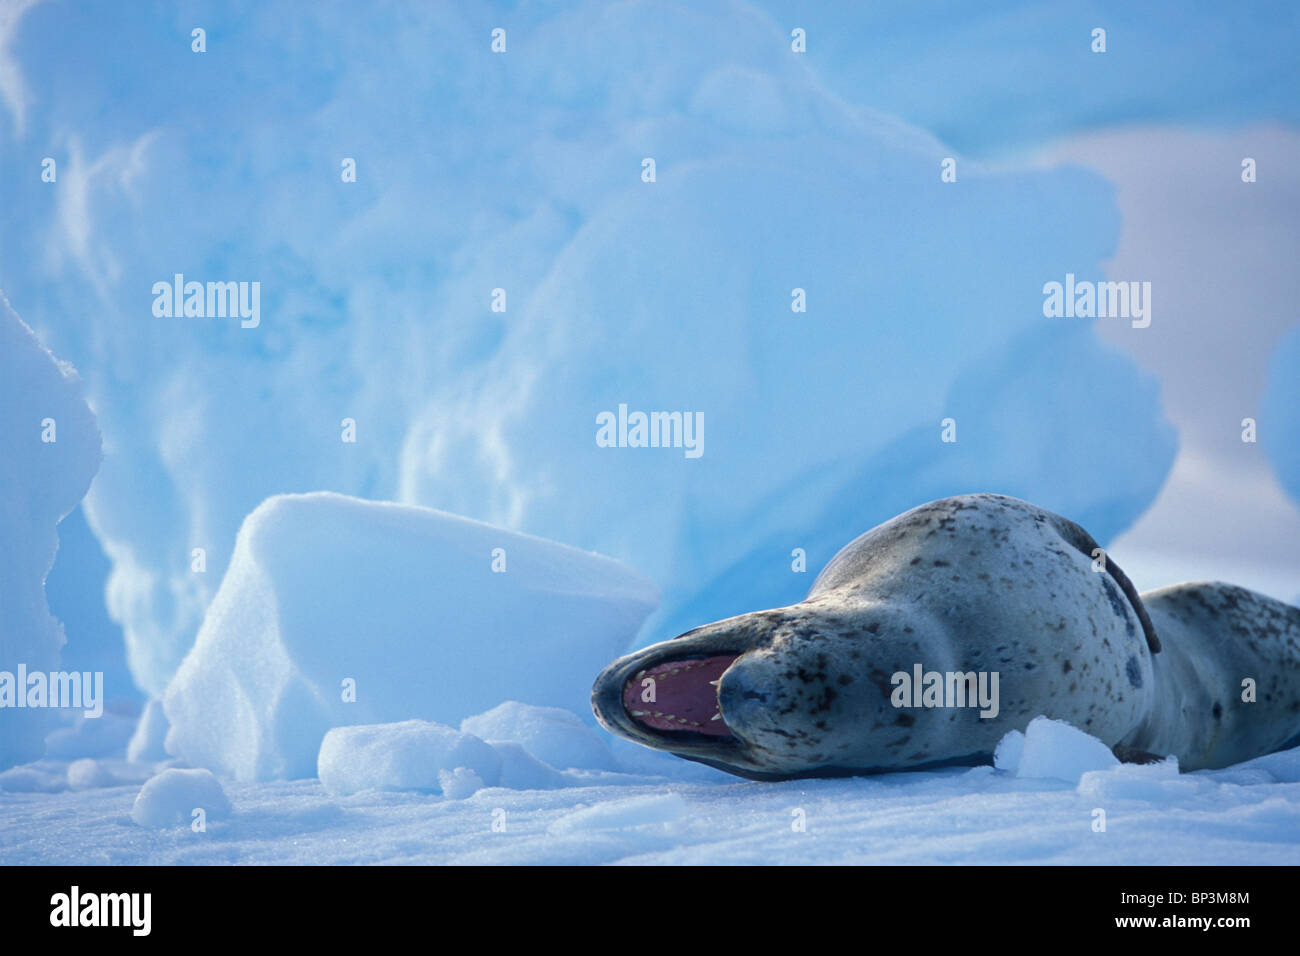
[0,295,101,770]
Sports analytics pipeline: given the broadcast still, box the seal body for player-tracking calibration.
[590,494,1300,779]
[1123,583,1300,768]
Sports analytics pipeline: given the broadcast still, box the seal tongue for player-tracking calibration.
[623,655,735,736]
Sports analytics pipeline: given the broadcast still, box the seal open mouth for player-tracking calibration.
[622,654,737,738]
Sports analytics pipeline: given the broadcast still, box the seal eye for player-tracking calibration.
[623,655,736,738]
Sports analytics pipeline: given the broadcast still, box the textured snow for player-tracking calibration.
[3,696,1299,862]
[548,793,688,835]
[0,295,101,770]
[162,493,656,781]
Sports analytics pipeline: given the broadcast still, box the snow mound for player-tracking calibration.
[0,296,101,770]
[317,719,574,797]
[0,766,65,793]
[461,702,617,771]
[43,711,135,760]
[162,493,657,781]
[67,758,115,790]
[317,720,501,797]
[131,768,231,828]
[1013,716,1119,783]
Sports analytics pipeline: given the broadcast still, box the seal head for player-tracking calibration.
[592,596,977,780]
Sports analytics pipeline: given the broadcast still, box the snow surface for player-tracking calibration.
[162,493,657,782]
[2,708,1299,864]
[0,294,101,770]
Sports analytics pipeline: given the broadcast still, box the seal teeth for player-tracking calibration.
[621,654,737,738]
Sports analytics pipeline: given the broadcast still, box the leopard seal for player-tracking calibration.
[591,494,1300,780]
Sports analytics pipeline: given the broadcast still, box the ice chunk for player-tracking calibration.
[0,296,101,770]
[162,493,656,781]
[437,767,485,800]
[131,768,231,828]
[127,699,171,763]
[1015,716,1119,783]
[317,720,501,797]
[993,729,1025,773]
[461,702,617,771]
